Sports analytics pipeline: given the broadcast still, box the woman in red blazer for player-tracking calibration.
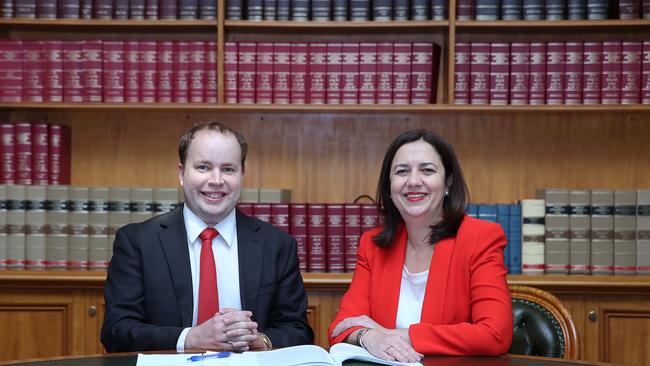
[329,129,512,363]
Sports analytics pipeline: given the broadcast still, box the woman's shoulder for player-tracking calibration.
[456,215,506,240]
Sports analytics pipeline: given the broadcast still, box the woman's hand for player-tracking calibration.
[362,328,423,364]
[331,315,385,337]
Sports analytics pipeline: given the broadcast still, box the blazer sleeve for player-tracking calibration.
[101,228,184,352]
[327,230,376,346]
[408,223,513,356]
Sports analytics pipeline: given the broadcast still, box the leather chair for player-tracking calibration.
[508,285,580,360]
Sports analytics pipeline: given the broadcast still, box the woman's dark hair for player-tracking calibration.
[178,122,248,171]
[373,129,469,248]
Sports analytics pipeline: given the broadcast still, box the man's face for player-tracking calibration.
[178,130,244,226]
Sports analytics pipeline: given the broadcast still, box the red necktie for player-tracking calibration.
[197,227,219,325]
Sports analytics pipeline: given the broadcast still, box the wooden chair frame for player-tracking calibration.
[509,285,580,360]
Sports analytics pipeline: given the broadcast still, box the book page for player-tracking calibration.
[329,343,423,366]
[230,345,336,366]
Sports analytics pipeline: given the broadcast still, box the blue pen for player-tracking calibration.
[187,352,231,362]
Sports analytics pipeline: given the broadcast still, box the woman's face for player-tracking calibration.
[390,139,447,225]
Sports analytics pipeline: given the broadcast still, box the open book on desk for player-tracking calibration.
[235,343,423,366]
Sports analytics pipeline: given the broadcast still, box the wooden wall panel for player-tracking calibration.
[601,311,650,366]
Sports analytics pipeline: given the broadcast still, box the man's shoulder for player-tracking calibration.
[119,206,182,235]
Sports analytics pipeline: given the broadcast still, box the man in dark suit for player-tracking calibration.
[101,122,313,352]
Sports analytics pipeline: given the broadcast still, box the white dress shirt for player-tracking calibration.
[176,206,241,351]
[395,266,429,329]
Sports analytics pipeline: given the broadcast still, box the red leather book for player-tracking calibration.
[528,42,546,105]
[642,41,650,104]
[341,42,360,105]
[453,42,470,104]
[510,42,530,105]
[290,42,308,104]
[237,203,254,216]
[173,41,190,103]
[564,42,583,105]
[145,0,158,19]
[393,42,412,105]
[49,124,71,185]
[224,42,238,104]
[489,42,510,105]
[326,42,343,105]
[545,42,565,105]
[326,204,345,273]
[470,42,490,105]
[253,203,272,223]
[621,41,642,104]
[62,41,84,103]
[601,41,622,104]
[124,41,141,103]
[237,42,257,104]
[290,203,308,272]
[159,0,177,18]
[102,40,125,103]
[140,41,157,103]
[307,203,327,272]
[361,203,379,234]
[255,42,274,104]
[36,0,56,18]
[0,124,16,184]
[583,41,602,105]
[308,43,327,104]
[343,203,361,272]
[376,42,393,105]
[82,40,103,102]
[156,41,174,103]
[273,42,291,104]
[456,0,473,19]
[189,41,206,103]
[619,0,640,18]
[410,43,435,105]
[359,42,377,105]
[93,0,112,18]
[271,203,290,233]
[15,122,32,185]
[22,40,44,103]
[42,40,63,103]
[205,41,217,103]
[31,123,48,186]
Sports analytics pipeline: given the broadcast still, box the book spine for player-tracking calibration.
[564,42,583,105]
[376,42,394,104]
[273,43,291,104]
[130,0,145,18]
[621,41,642,104]
[102,41,125,103]
[0,124,16,184]
[48,124,71,185]
[411,43,434,104]
[159,0,178,19]
[15,0,36,17]
[326,42,343,105]
[25,186,46,269]
[350,0,370,20]
[393,42,412,105]
[521,199,545,274]
[343,203,361,272]
[156,42,174,102]
[643,41,650,104]
[199,0,216,18]
[291,0,309,20]
[2,0,13,17]
[173,41,190,103]
[333,0,347,20]
[637,190,650,274]
[454,42,470,104]
[528,42,546,105]
[62,41,84,103]
[307,204,327,272]
[271,203,290,233]
[590,190,615,275]
[545,0,566,19]
[510,42,530,105]
[247,0,263,19]
[614,190,637,275]
[360,203,379,234]
[189,41,206,103]
[411,0,429,19]
[30,123,48,186]
[178,0,198,19]
[88,187,109,270]
[226,0,242,19]
[543,189,570,274]
[289,204,308,271]
[42,40,63,103]
[567,0,586,18]
[224,42,239,104]
[456,0,472,19]
[124,41,141,103]
[108,187,131,264]
[326,204,345,273]
[601,41,622,104]
[130,188,155,223]
[583,41,603,104]
[523,0,543,19]
[255,42,274,105]
[394,0,409,19]
[431,0,448,19]
[341,43,360,105]
[476,0,499,20]
[7,185,26,269]
[277,0,290,19]
[619,0,640,18]
[83,40,103,103]
[470,42,490,105]
[545,42,565,105]
[501,0,522,19]
[80,0,92,18]
[45,186,69,269]
[373,0,392,20]
[68,187,89,269]
[311,0,331,20]
[509,205,523,274]
[93,0,113,18]
[0,187,5,269]
[145,0,158,19]
[308,43,328,104]
[359,43,377,105]
[489,42,510,105]
[0,40,23,103]
[205,41,217,103]
[569,190,591,274]
[140,41,157,103]
[290,43,308,104]
[253,203,271,223]
[586,0,608,19]
[22,40,44,103]
[114,0,129,18]
[15,123,32,186]
[237,42,257,104]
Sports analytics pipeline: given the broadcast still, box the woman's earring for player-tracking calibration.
[444,189,449,196]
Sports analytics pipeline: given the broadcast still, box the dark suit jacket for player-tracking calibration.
[100,206,314,352]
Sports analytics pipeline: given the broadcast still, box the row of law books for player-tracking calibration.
[457,0,648,20]
[226,0,448,21]
[0,0,216,20]
[521,189,650,276]
[0,123,71,186]
[454,41,650,106]
[0,39,217,104]
[224,42,441,105]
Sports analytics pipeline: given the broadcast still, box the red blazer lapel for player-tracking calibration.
[420,236,454,325]
[372,225,407,328]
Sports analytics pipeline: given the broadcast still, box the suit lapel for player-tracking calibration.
[376,226,408,328]
[158,206,194,327]
[421,235,454,324]
[236,211,264,314]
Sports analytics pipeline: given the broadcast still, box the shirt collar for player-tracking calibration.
[183,205,237,247]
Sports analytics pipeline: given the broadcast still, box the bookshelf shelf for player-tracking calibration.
[0,18,217,28]
[455,19,650,29]
[224,20,450,29]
